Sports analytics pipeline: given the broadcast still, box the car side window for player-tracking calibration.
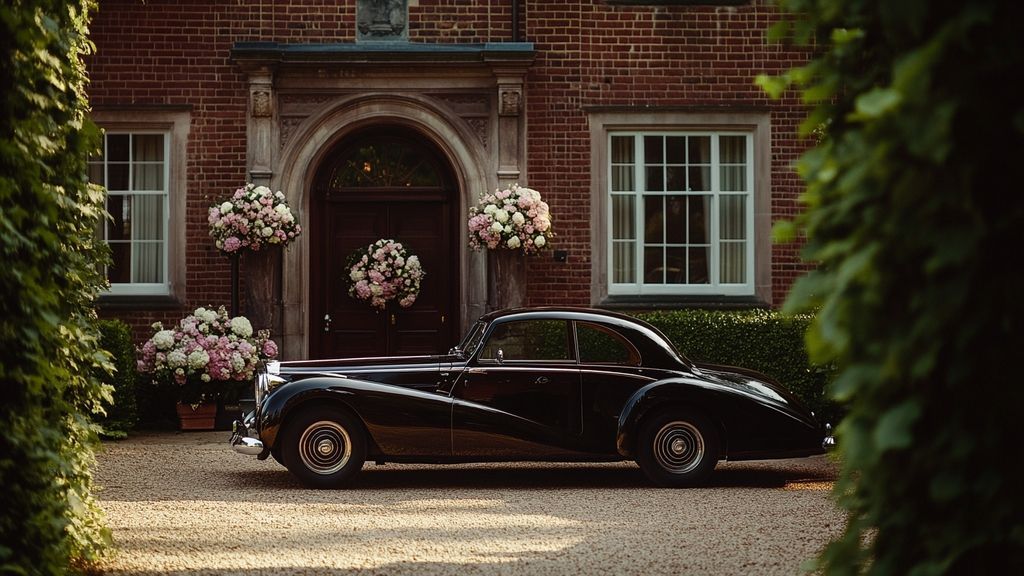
[479,319,572,362]
[577,322,641,366]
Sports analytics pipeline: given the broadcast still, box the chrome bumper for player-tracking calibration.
[229,416,268,458]
[822,423,836,451]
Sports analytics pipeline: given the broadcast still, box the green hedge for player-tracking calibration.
[96,319,138,438]
[634,309,839,424]
[1,1,111,573]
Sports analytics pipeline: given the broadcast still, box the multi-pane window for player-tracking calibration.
[88,132,169,295]
[608,132,754,295]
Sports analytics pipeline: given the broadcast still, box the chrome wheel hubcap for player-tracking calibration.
[653,421,704,475]
[299,420,352,475]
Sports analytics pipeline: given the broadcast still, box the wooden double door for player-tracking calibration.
[309,128,460,358]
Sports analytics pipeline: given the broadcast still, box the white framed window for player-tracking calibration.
[89,132,170,295]
[589,111,771,304]
[608,131,754,296]
[90,108,189,301]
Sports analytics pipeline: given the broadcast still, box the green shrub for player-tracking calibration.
[634,309,839,424]
[0,1,111,573]
[96,319,138,438]
[761,1,1024,573]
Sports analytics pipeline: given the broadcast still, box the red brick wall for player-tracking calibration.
[86,0,812,342]
[519,1,812,307]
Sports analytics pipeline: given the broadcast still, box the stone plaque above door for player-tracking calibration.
[357,0,408,42]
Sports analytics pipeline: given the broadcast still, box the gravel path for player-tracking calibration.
[94,431,842,575]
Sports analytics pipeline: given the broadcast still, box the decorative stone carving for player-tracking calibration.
[279,117,305,150]
[466,118,489,148]
[498,86,522,117]
[357,0,408,41]
[251,90,272,118]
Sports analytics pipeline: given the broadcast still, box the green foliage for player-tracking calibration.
[635,309,838,423]
[0,0,112,574]
[762,0,1024,573]
[96,319,138,438]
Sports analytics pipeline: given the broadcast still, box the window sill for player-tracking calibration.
[97,293,183,311]
[597,294,768,311]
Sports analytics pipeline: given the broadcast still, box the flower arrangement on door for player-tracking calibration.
[346,239,425,310]
[467,183,553,254]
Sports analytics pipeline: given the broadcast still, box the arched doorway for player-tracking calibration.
[309,125,460,358]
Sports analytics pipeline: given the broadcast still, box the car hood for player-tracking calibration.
[276,354,459,375]
[693,362,817,423]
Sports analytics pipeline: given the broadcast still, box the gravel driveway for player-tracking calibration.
[94,431,842,575]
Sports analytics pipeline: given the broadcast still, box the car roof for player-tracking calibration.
[476,307,691,368]
[479,306,640,324]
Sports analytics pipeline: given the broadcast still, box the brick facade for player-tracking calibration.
[86,0,813,351]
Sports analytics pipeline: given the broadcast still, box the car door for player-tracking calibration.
[451,318,585,458]
[576,321,656,453]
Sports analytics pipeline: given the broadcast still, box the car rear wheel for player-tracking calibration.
[281,406,366,489]
[636,409,719,487]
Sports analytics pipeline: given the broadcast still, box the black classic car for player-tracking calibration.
[231,307,830,488]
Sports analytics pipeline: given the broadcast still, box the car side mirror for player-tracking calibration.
[496,349,504,364]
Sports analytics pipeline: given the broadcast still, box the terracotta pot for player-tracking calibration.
[176,402,217,431]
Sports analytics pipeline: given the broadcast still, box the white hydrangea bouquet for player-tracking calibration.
[208,183,302,253]
[346,239,425,310]
[137,305,279,403]
[467,183,553,254]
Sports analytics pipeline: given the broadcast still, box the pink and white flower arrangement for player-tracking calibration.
[208,183,302,253]
[467,183,553,255]
[137,306,278,402]
[346,239,425,311]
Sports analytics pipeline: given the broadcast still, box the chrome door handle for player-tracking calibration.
[535,376,549,385]
[323,314,332,332]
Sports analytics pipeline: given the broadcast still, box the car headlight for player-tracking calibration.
[255,360,284,406]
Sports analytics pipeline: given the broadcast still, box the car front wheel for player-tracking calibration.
[281,406,366,489]
[636,409,719,487]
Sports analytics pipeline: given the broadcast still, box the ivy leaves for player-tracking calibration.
[762,0,1024,574]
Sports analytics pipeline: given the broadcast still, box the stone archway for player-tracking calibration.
[274,94,491,360]
[308,125,460,358]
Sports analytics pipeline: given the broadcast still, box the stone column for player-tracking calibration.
[490,75,528,310]
[496,80,524,187]
[242,67,283,338]
[247,68,275,186]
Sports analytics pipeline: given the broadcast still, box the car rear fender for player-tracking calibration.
[615,378,733,459]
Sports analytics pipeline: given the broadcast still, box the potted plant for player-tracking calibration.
[467,183,554,309]
[208,182,302,330]
[137,305,279,430]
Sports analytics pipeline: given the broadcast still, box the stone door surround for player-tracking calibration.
[232,42,535,359]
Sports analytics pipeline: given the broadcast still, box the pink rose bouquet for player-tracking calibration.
[467,183,553,255]
[208,183,302,253]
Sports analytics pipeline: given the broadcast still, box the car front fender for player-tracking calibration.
[258,376,453,459]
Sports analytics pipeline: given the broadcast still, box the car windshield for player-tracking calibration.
[454,321,486,358]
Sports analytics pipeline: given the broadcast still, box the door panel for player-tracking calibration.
[309,128,460,359]
[314,198,454,358]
